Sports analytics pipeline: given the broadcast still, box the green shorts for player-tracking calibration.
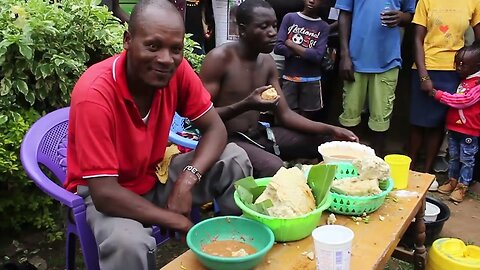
[339,68,399,132]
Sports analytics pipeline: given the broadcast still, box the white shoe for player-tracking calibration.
[428,180,439,191]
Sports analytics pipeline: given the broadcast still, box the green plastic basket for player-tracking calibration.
[328,163,394,215]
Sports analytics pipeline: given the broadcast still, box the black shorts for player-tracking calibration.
[282,79,323,111]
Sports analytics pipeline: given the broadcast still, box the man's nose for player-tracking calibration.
[268,26,277,37]
[155,49,174,65]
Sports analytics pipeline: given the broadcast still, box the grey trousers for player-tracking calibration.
[78,143,252,270]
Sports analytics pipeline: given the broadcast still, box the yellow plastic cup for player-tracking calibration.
[384,154,411,189]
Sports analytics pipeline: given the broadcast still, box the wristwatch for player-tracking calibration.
[183,165,202,182]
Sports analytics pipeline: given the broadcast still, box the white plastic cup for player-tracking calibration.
[311,225,354,270]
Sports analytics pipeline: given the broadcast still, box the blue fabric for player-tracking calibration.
[409,70,460,127]
[282,75,322,82]
[448,131,479,185]
[335,0,416,73]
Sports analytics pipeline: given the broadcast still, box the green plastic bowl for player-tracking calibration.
[234,177,333,242]
[186,216,274,270]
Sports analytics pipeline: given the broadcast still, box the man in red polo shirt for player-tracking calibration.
[65,0,252,269]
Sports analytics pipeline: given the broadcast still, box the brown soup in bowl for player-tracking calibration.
[202,240,257,257]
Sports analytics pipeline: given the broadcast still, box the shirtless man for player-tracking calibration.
[200,0,358,178]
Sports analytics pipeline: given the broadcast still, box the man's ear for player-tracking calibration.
[123,30,131,50]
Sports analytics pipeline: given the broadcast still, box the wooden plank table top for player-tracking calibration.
[161,172,435,270]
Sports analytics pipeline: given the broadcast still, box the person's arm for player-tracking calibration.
[187,109,226,172]
[338,10,355,81]
[414,25,434,92]
[301,22,330,63]
[381,0,414,27]
[200,49,279,121]
[263,56,357,141]
[431,85,480,109]
[111,0,130,23]
[88,177,192,232]
[165,60,228,217]
[165,108,227,216]
[285,22,329,63]
[274,15,294,58]
[381,11,413,27]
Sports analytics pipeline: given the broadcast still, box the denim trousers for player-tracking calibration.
[448,131,479,185]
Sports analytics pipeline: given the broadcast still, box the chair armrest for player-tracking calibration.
[168,131,198,149]
[22,162,84,209]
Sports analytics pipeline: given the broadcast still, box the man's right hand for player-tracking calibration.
[339,56,355,82]
[245,85,280,112]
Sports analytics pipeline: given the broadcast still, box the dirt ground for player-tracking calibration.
[430,191,480,244]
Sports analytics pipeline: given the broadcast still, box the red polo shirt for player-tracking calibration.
[65,51,212,194]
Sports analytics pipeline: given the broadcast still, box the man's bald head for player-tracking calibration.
[128,0,183,36]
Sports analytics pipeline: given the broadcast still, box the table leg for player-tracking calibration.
[413,197,427,270]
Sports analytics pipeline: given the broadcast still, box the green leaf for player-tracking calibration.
[234,177,272,215]
[54,58,64,66]
[25,91,35,105]
[307,164,337,206]
[18,44,33,60]
[15,80,29,95]
[0,115,7,125]
[11,112,21,122]
[0,78,13,96]
[59,82,69,94]
[0,40,12,61]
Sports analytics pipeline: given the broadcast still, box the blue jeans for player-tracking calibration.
[448,131,479,185]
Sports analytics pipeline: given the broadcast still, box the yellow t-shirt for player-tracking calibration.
[413,0,480,70]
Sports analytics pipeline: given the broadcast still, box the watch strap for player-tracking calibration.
[183,165,202,182]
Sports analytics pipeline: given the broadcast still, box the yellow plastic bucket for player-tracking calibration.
[384,154,411,189]
[427,238,480,270]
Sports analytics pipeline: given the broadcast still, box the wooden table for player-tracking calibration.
[162,172,434,270]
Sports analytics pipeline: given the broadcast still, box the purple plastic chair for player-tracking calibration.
[20,107,197,270]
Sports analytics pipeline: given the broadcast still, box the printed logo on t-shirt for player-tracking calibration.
[287,24,320,49]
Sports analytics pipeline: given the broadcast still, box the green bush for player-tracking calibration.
[184,33,205,73]
[0,0,125,237]
[0,0,125,116]
[0,108,52,230]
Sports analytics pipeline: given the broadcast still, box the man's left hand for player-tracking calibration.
[166,172,196,217]
[381,10,403,28]
[332,127,359,142]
